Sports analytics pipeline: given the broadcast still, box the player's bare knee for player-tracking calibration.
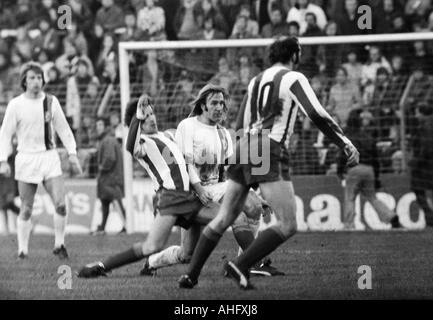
[277,219,297,239]
[55,204,67,217]
[19,203,33,220]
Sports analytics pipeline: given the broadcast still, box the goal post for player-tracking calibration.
[118,32,433,233]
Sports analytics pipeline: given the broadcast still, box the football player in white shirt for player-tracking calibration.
[0,62,82,259]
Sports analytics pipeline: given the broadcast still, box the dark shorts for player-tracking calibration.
[154,188,203,229]
[227,135,291,189]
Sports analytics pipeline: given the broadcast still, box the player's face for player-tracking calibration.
[140,105,158,134]
[203,92,227,125]
[25,70,43,94]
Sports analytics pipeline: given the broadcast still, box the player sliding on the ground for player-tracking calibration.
[0,62,82,259]
[140,84,283,277]
[178,36,360,290]
[77,95,268,278]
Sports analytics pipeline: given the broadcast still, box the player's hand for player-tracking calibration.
[343,142,360,168]
[193,184,213,207]
[0,161,11,177]
[69,154,83,176]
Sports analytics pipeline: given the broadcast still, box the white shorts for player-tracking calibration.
[202,181,228,203]
[15,150,63,184]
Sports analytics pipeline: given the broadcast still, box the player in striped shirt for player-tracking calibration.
[0,62,82,259]
[77,95,266,278]
[179,37,360,289]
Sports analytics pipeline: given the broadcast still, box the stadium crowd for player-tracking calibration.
[1,0,433,178]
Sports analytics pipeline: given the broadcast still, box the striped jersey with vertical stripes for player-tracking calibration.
[133,129,190,192]
[237,65,350,148]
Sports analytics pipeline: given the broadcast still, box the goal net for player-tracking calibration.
[119,33,433,232]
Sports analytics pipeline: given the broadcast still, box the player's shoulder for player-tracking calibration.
[8,94,25,105]
[177,116,195,128]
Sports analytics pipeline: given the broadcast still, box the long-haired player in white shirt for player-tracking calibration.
[0,62,82,259]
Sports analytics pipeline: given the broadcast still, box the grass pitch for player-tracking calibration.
[1,230,433,300]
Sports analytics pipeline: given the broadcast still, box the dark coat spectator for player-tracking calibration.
[195,0,230,37]
[261,7,290,38]
[335,0,364,35]
[95,0,125,32]
[175,0,201,40]
[66,0,94,38]
[33,16,61,60]
[96,123,124,201]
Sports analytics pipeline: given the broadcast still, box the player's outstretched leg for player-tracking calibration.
[16,182,37,258]
[44,177,69,259]
[231,181,297,279]
[179,181,249,289]
[78,214,177,278]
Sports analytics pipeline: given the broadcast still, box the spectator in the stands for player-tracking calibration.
[230,14,258,39]
[109,110,124,143]
[33,16,61,60]
[261,5,290,38]
[232,4,259,37]
[66,59,100,131]
[195,13,226,40]
[342,50,363,87]
[335,0,363,35]
[218,0,244,31]
[33,48,55,80]
[95,33,117,78]
[45,66,66,91]
[390,54,409,85]
[288,20,301,36]
[12,25,35,61]
[137,0,167,41]
[412,41,433,75]
[101,60,119,85]
[405,0,432,30]
[376,0,405,34]
[15,0,34,28]
[326,67,361,128]
[405,61,431,133]
[368,67,400,141]
[36,0,59,27]
[5,50,24,96]
[361,46,392,89]
[317,21,343,80]
[56,39,94,79]
[0,2,15,29]
[391,13,410,33]
[64,19,89,57]
[96,0,125,32]
[66,0,94,38]
[195,0,230,37]
[175,0,201,40]
[237,52,260,87]
[119,10,141,42]
[210,56,239,91]
[300,12,323,77]
[77,115,97,149]
[88,24,105,67]
[0,53,9,87]
[287,0,327,34]
[167,71,195,126]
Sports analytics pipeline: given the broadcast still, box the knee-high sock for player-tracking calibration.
[232,229,255,251]
[148,245,182,269]
[187,227,222,281]
[234,228,286,273]
[100,199,110,230]
[54,213,66,248]
[17,217,32,254]
[103,243,145,271]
